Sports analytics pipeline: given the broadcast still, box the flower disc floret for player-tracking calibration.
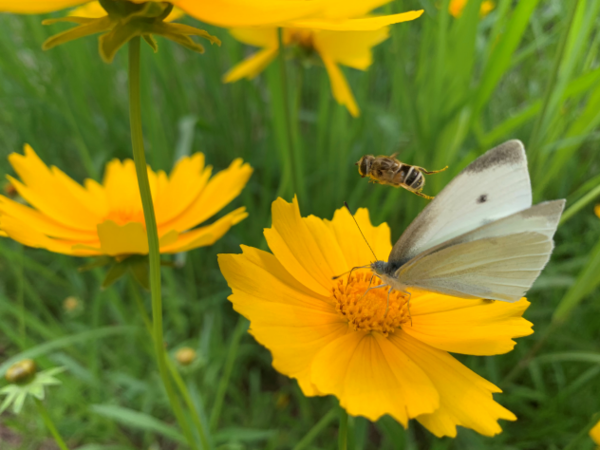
[333,271,409,335]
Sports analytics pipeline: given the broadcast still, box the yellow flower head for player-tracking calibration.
[595,204,600,219]
[449,0,495,18]
[0,145,252,257]
[591,419,600,447]
[224,1,423,117]
[218,197,533,437]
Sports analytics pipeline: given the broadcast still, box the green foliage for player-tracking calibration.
[0,0,599,449]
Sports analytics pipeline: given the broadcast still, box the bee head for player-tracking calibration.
[356,155,374,178]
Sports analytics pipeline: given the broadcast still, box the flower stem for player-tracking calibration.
[34,398,69,450]
[277,28,305,200]
[128,37,198,450]
[292,407,338,450]
[338,407,348,450]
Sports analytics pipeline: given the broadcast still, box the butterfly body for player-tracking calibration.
[365,140,564,304]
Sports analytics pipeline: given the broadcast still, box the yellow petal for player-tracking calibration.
[0,214,97,256]
[160,207,248,253]
[391,332,516,437]
[0,196,96,241]
[291,10,424,31]
[326,206,392,268]
[318,0,393,20]
[8,145,102,230]
[154,153,211,226]
[0,0,86,13]
[264,197,336,296]
[313,28,389,70]
[218,246,345,396]
[590,419,600,445]
[320,54,359,117]
[595,204,600,219]
[223,47,279,83]
[69,1,184,21]
[161,158,252,232]
[97,220,178,255]
[403,295,533,356]
[229,27,278,48]
[310,331,439,425]
[102,158,143,222]
[171,0,325,27]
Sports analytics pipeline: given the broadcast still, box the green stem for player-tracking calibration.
[129,277,210,449]
[128,37,198,450]
[209,318,247,431]
[338,407,348,450]
[277,28,304,200]
[559,183,600,226]
[34,398,69,450]
[563,412,600,450]
[292,407,338,450]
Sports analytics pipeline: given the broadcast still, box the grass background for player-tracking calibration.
[1,0,600,448]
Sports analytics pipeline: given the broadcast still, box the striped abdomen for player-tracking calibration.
[392,165,424,191]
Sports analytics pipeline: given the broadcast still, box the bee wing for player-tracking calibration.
[394,201,565,302]
[388,140,531,266]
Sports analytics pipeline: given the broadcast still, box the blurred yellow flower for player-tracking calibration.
[0,0,324,27]
[224,2,423,117]
[0,145,251,257]
[218,197,533,437]
[449,0,494,18]
[595,204,600,219]
[591,419,600,446]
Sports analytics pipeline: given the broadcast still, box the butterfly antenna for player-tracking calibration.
[344,202,378,261]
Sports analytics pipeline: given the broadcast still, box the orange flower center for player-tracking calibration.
[104,209,145,226]
[332,271,410,336]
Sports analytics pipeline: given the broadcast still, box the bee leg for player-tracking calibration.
[419,165,449,175]
[414,190,435,200]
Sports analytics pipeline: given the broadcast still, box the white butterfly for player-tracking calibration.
[364,140,565,307]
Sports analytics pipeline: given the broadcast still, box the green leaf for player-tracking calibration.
[128,256,150,291]
[102,260,129,289]
[213,428,277,444]
[90,404,186,444]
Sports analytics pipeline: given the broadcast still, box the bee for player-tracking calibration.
[356,154,448,199]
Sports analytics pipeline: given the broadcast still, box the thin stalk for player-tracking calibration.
[292,407,338,450]
[277,28,305,200]
[338,407,348,450]
[209,318,247,431]
[129,277,210,449]
[34,398,69,450]
[128,37,198,450]
[559,183,600,226]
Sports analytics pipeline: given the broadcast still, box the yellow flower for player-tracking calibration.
[595,204,600,219]
[591,419,600,447]
[0,0,329,27]
[0,145,251,257]
[224,2,423,117]
[218,197,533,437]
[449,0,495,18]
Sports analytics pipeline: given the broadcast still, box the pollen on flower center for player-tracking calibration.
[332,271,410,336]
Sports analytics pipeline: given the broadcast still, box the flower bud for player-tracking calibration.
[175,347,196,366]
[5,359,36,383]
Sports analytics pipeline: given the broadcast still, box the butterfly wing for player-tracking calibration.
[394,201,565,302]
[388,140,532,267]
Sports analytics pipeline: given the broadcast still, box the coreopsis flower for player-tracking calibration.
[0,145,251,259]
[218,197,533,437]
[591,419,600,447]
[69,1,184,22]
[0,0,327,62]
[449,0,495,18]
[224,3,423,117]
